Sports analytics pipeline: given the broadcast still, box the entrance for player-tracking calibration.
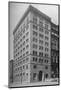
[38,71,42,81]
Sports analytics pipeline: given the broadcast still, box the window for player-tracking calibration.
[33,65,37,69]
[39,58,43,63]
[33,24,38,30]
[23,65,25,69]
[26,51,29,55]
[23,28,25,34]
[39,46,43,50]
[45,74,48,78]
[26,73,28,79]
[39,27,43,32]
[26,65,28,69]
[33,57,37,62]
[39,21,43,27]
[20,39,22,42]
[23,35,25,39]
[33,44,37,49]
[45,66,48,69]
[33,51,37,56]
[45,48,49,52]
[33,15,37,24]
[45,30,49,35]
[26,38,29,43]
[33,37,37,42]
[39,52,43,57]
[45,36,49,40]
[26,44,29,49]
[23,47,25,51]
[26,17,29,30]
[23,41,25,46]
[45,54,49,57]
[39,33,44,38]
[23,53,25,56]
[45,60,48,63]
[45,42,49,46]
[45,23,48,29]
[23,72,25,76]
[26,32,29,36]
[26,57,29,61]
[33,31,38,36]
[33,73,37,80]
[39,40,43,44]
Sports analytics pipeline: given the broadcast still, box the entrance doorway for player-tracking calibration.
[38,71,42,81]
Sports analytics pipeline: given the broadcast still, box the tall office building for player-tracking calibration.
[51,23,59,78]
[13,5,51,84]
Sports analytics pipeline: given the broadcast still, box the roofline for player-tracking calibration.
[13,5,51,34]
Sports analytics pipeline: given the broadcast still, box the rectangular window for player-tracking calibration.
[33,24,37,30]
[39,33,44,38]
[39,46,43,50]
[45,42,49,46]
[33,37,37,42]
[33,31,38,36]
[33,15,37,24]
[33,51,37,56]
[39,40,43,44]
[33,73,37,80]
[45,48,49,52]
[39,52,43,57]
[26,17,29,30]
[26,65,28,69]
[45,30,49,35]
[33,44,37,49]
[45,36,49,40]
[26,44,29,49]
[39,27,43,32]
[33,57,37,62]
[39,21,43,27]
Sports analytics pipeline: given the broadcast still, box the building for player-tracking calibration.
[51,23,59,78]
[13,5,52,84]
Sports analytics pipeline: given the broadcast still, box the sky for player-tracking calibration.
[9,2,59,60]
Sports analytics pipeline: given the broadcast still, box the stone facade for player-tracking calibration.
[13,5,54,85]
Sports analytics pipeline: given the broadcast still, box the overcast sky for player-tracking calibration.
[9,3,59,60]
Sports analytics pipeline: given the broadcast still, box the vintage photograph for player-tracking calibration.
[8,2,60,88]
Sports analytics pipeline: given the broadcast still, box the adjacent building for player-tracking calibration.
[51,23,59,78]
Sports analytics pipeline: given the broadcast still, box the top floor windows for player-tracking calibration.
[26,17,29,30]
[45,21,49,29]
[39,21,43,27]
[33,15,37,24]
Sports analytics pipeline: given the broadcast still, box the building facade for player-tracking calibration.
[51,23,59,78]
[13,5,51,84]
